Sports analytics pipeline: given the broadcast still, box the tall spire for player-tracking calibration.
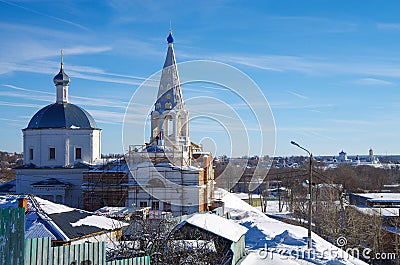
[155,30,185,113]
[150,30,190,153]
[53,50,70,103]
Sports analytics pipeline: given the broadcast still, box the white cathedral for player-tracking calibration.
[15,31,214,215]
[15,53,102,207]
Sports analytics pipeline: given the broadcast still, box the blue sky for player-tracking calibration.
[1,0,400,157]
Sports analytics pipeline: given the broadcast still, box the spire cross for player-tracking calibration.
[170,20,172,33]
[60,49,64,69]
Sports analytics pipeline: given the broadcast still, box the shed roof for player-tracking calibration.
[0,195,128,241]
[184,213,248,243]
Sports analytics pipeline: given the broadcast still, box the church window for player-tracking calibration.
[140,201,147,208]
[152,201,159,210]
[167,118,173,136]
[29,148,33,160]
[168,68,171,74]
[164,115,173,136]
[55,195,63,203]
[167,94,171,100]
[49,148,55,160]
[167,84,171,90]
[163,202,171,211]
[43,195,54,201]
[75,148,82,160]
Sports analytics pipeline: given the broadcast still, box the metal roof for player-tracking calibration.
[0,195,127,242]
[26,103,97,129]
[31,178,71,187]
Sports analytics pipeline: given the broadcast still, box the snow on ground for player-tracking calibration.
[216,189,367,265]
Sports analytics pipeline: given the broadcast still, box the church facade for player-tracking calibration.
[15,55,101,207]
[125,31,215,216]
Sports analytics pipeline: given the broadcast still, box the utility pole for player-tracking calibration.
[291,141,313,249]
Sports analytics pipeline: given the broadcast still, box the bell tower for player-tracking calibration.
[150,30,190,154]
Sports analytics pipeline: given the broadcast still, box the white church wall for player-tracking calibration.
[16,168,85,208]
[128,164,204,216]
[23,129,101,167]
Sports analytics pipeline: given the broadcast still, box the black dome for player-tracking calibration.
[26,103,97,129]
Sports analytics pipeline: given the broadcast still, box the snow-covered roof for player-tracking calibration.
[215,189,368,265]
[185,213,248,242]
[0,195,128,242]
[351,205,400,217]
[353,192,400,202]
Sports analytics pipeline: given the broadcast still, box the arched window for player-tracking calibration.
[164,115,173,136]
[152,112,160,139]
[177,115,182,137]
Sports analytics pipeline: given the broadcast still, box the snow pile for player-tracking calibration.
[217,189,367,265]
[185,213,247,242]
[35,196,74,214]
[70,215,128,230]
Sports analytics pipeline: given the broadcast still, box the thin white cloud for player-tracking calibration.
[2,84,53,95]
[270,102,334,110]
[1,59,156,87]
[0,91,53,103]
[180,49,400,79]
[0,0,90,31]
[326,119,373,125]
[376,23,400,30]
[86,109,126,125]
[0,101,43,108]
[0,45,112,75]
[1,83,129,109]
[64,46,112,55]
[288,91,308,100]
[0,117,24,123]
[352,78,392,86]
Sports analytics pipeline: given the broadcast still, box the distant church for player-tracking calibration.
[15,53,101,207]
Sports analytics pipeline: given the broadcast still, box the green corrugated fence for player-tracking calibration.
[0,208,25,265]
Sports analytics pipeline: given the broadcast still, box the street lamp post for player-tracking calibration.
[291,141,313,249]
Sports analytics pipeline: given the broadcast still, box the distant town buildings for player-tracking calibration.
[325,148,382,169]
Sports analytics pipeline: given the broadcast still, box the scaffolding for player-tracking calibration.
[82,159,129,211]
